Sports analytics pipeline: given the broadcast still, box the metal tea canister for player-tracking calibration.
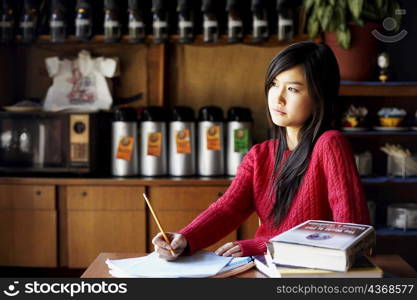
[169,106,196,176]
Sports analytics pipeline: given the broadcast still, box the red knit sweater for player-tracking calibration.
[179,130,370,256]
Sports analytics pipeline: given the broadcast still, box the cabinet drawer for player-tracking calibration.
[66,211,146,268]
[66,186,145,211]
[0,185,55,210]
[0,210,57,267]
[150,186,228,211]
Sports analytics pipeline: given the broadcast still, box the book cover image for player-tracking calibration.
[271,220,373,250]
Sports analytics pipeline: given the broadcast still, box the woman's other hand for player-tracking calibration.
[152,232,188,261]
[215,242,242,257]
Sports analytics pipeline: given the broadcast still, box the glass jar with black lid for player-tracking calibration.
[50,0,66,43]
[0,0,15,44]
[75,0,92,42]
[127,0,145,43]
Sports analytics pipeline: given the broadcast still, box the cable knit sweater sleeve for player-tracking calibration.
[321,132,370,224]
[178,146,256,255]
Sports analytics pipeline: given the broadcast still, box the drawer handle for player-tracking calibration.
[35,190,42,196]
[217,192,224,198]
[82,191,88,197]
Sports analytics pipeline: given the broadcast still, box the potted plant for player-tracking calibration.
[303,0,402,81]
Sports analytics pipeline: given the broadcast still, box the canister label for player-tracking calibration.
[234,128,249,153]
[176,129,191,154]
[206,125,221,151]
[147,132,162,156]
[116,136,134,160]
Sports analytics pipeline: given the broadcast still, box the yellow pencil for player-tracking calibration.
[142,193,175,256]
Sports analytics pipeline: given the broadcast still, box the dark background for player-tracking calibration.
[385,0,417,81]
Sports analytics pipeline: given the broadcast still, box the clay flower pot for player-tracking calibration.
[324,22,380,81]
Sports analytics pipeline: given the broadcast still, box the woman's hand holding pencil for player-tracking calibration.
[143,192,188,261]
[152,232,188,261]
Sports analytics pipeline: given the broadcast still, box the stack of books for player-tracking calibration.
[255,220,383,278]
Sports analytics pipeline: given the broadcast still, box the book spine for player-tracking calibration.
[345,230,376,268]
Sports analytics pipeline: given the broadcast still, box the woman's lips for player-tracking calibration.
[272,108,286,115]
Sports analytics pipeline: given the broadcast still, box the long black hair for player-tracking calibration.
[265,41,340,226]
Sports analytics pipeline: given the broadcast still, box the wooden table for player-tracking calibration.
[81,253,417,278]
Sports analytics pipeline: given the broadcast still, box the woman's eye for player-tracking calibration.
[288,87,298,93]
[271,82,279,88]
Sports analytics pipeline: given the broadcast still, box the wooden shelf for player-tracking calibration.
[340,81,417,97]
[0,176,233,186]
[6,34,309,47]
[361,176,417,184]
[377,228,417,236]
[1,175,417,186]
[343,130,417,136]
[168,34,309,47]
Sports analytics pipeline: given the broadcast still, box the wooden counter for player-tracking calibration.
[81,253,417,278]
[0,176,233,186]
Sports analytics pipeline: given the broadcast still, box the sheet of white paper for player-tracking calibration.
[106,251,234,278]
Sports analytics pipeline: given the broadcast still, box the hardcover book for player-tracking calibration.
[269,220,376,272]
[254,242,382,278]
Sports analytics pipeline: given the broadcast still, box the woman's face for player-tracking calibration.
[268,65,315,130]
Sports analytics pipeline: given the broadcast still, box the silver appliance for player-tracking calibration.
[169,106,196,176]
[111,107,139,176]
[226,107,253,176]
[197,106,224,176]
[139,106,167,176]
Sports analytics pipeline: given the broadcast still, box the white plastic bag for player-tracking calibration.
[43,50,119,112]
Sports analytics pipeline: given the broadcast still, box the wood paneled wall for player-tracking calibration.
[0,43,164,107]
[169,44,288,143]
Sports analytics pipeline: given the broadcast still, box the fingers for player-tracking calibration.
[171,234,185,250]
[215,242,242,257]
[223,245,242,257]
[152,232,173,251]
[152,233,187,261]
[154,245,179,261]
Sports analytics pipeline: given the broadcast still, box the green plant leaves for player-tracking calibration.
[307,15,319,38]
[348,0,364,20]
[302,0,402,49]
[336,28,351,50]
[321,6,334,31]
[303,0,315,13]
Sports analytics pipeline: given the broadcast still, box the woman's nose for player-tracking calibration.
[277,89,286,105]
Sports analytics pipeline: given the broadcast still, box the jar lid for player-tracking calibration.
[24,0,37,10]
[141,106,168,122]
[226,0,239,11]
[51,0,66,11]
[177,0,191,12]
[227,107,253,122]
[128,0,139,10]
[251,0,266,12]
[171,106,195,122]
[152,0,166,12]
[104,0,117,10]
[113,107,137,122]
[198,106,224,122]
[76,0,91,10]
[201,0,215,13]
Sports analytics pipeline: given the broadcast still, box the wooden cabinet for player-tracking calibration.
[148,186,237,252]
[60,185,146,268]
[0,184,57,267]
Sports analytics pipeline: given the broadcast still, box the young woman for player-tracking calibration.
[153,41,370,260]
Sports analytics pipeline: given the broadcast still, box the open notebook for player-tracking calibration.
[106,250,253,278]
